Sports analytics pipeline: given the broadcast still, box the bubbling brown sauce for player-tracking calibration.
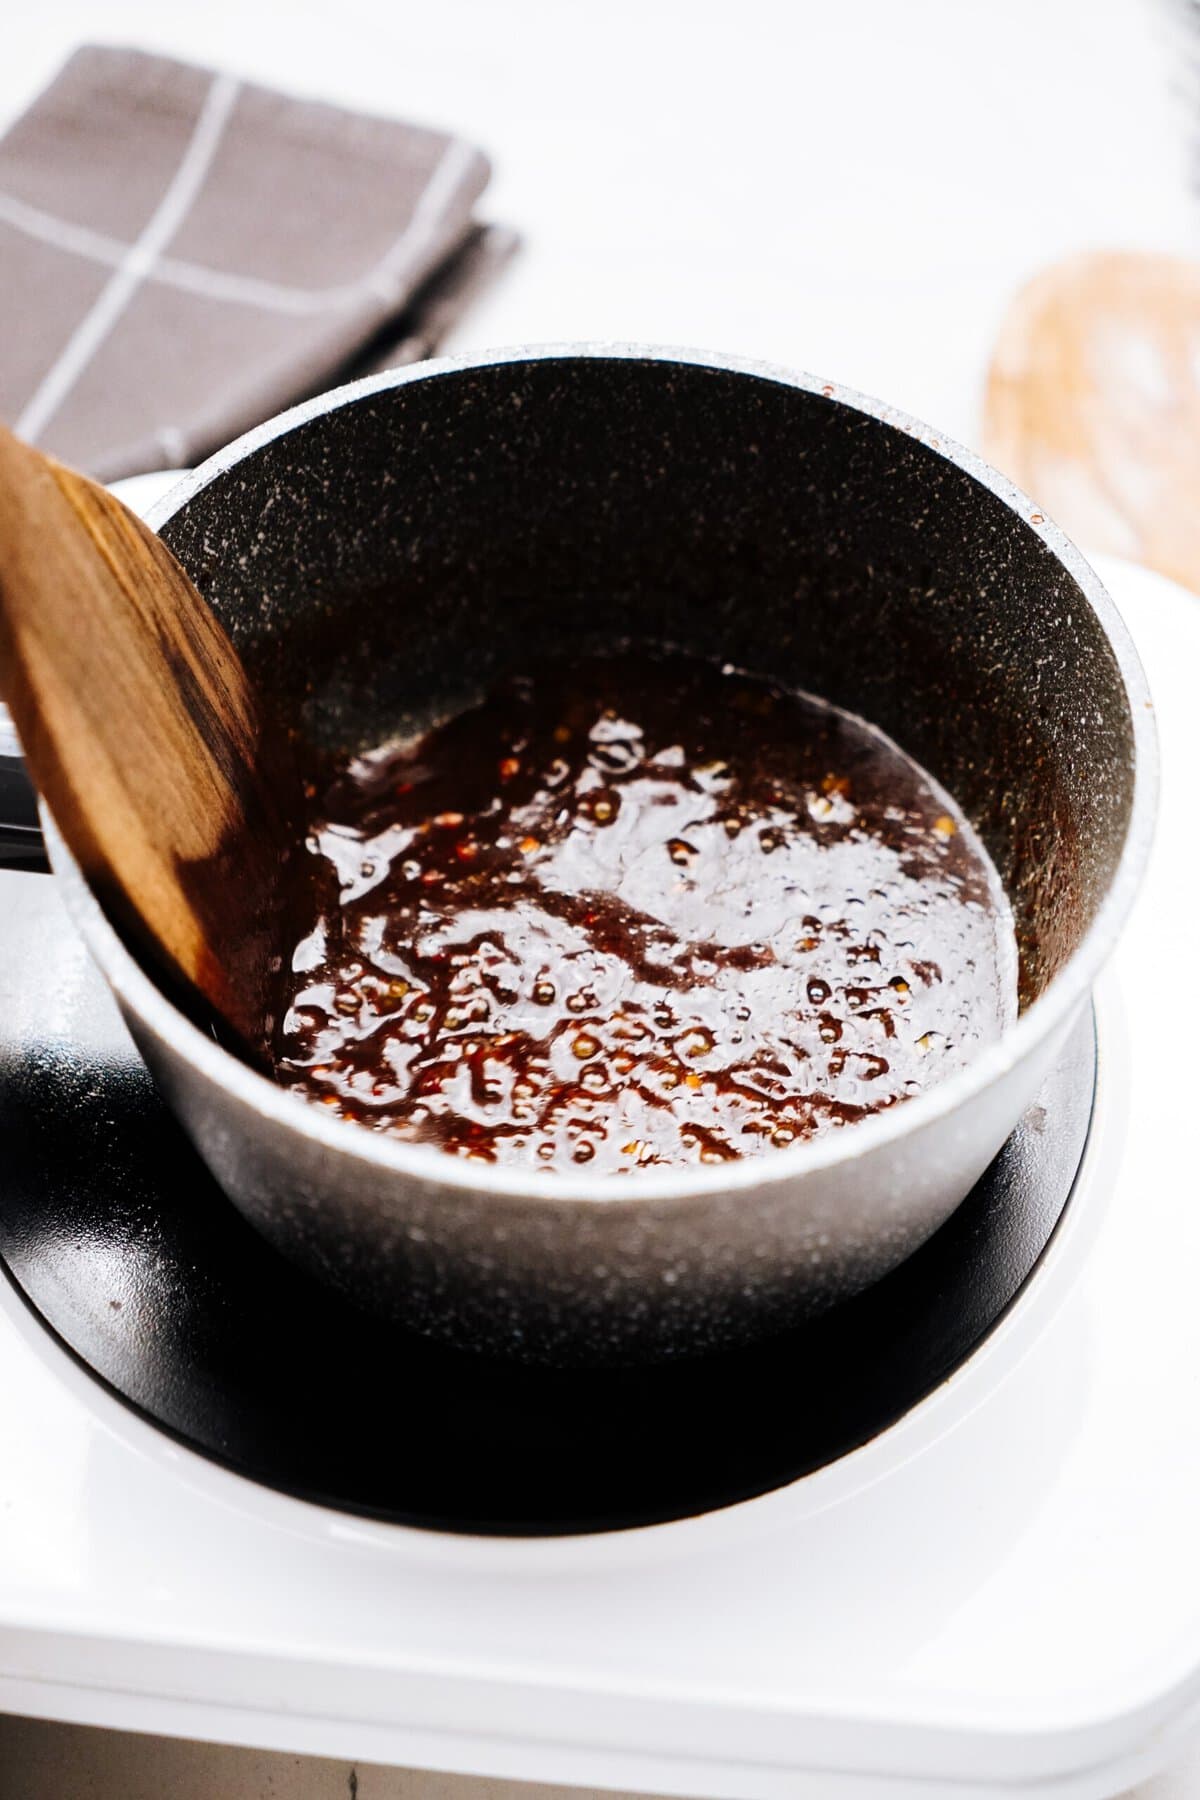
[274,652,1017,1173]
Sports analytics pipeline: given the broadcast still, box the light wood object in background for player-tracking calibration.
[983,250,1200,594]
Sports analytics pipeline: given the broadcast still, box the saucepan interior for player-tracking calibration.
[158,349,1139,1016]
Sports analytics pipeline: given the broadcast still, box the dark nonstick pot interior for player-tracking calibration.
[157,351,1137,1012]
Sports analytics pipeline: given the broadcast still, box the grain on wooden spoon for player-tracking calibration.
[983,249,1200,593]
[0,423,296,1053]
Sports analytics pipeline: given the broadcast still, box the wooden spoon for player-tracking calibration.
[0,423,294,1052]
[983,249,1200,593]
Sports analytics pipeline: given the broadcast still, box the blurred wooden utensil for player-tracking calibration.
[0,423,292,1051]
[983,249,1200,593]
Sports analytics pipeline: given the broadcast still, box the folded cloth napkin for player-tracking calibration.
[0,45,501,480]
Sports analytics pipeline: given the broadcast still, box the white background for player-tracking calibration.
[3,6,1200,1796]
[3,0,1198,456]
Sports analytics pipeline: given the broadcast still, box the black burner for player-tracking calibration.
[0,874,1094,1536]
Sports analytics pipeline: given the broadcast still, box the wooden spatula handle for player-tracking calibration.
[0,424,293,1050]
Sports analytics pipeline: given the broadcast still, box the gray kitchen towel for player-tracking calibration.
[0,45,496,481]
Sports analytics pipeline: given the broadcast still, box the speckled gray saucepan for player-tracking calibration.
[27,347,1156,1364]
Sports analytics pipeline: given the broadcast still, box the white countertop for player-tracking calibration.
[5,0,1198,453]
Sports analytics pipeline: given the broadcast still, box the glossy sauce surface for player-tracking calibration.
[275,653,1017,1172]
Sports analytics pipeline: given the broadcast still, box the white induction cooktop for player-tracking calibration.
[0,551,1195,1800]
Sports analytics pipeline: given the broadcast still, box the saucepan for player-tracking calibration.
[4,347,1156,1362]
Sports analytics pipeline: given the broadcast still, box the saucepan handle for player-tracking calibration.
[0,702,46,868]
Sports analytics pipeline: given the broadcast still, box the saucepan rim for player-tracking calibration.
[42,343,1158,1207]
